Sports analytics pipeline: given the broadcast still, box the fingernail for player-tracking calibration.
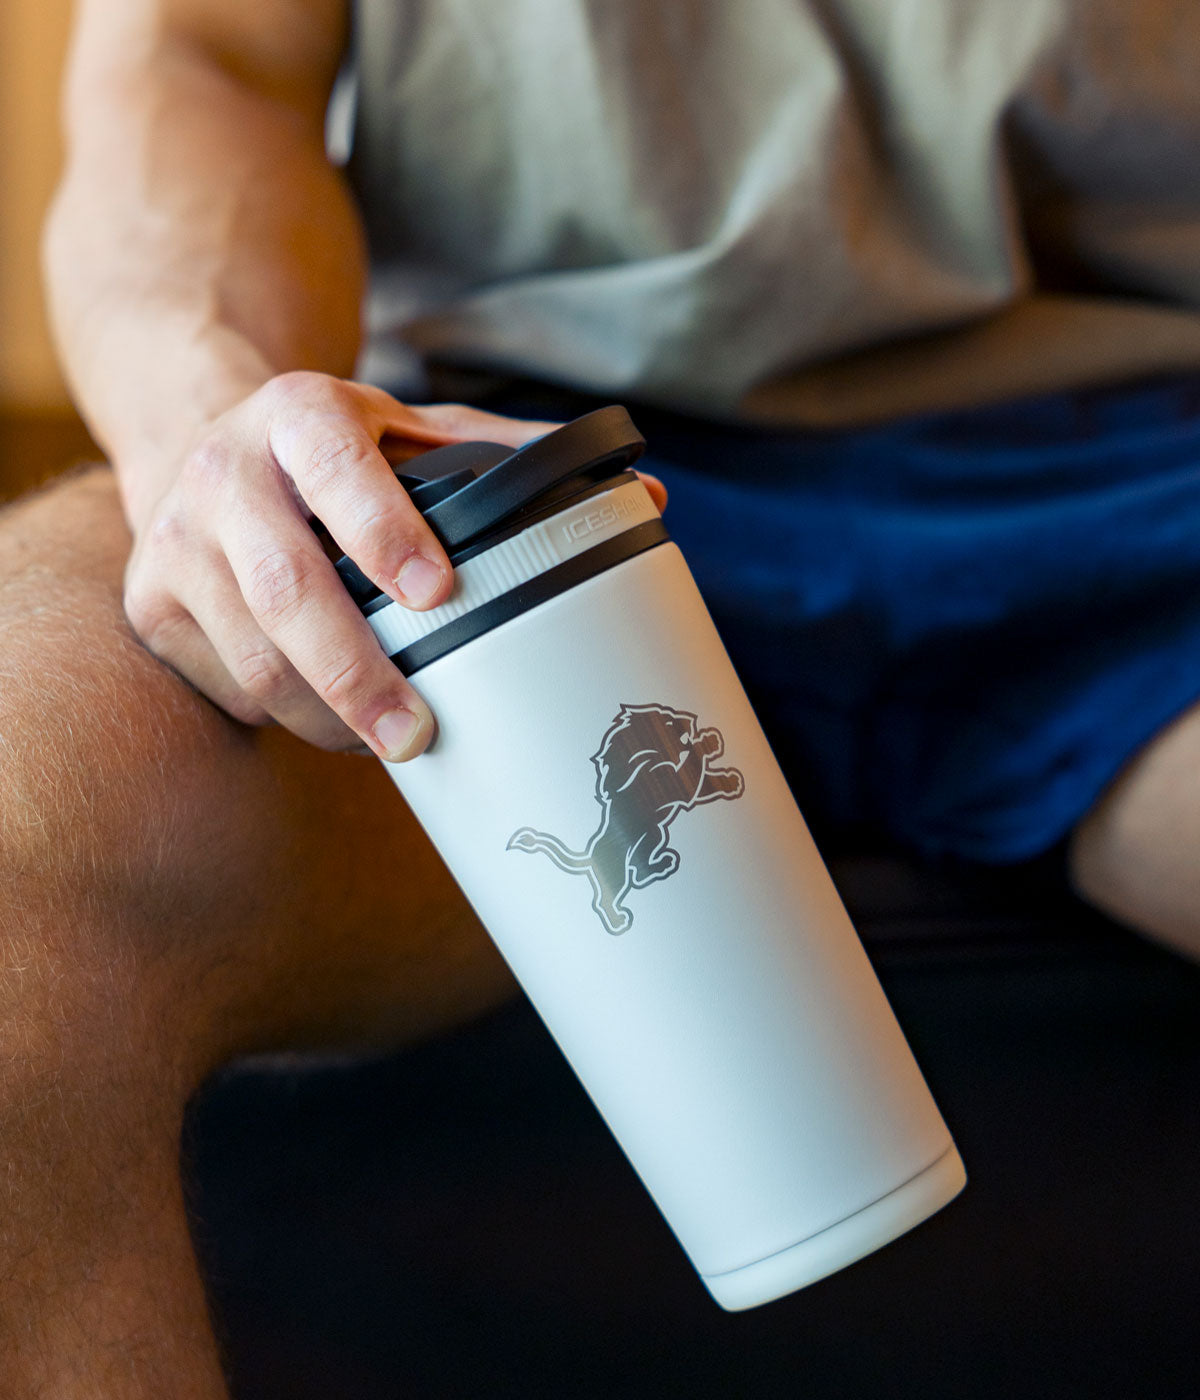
[395,555,445,608]
[372,707,422,761]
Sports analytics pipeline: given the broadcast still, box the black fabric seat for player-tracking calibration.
[186,853,1200,1400]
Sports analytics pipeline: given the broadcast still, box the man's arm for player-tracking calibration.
[46,0,364,522]
[44,0,558,759]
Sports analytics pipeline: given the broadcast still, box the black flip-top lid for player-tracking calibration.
[406,405,645,550]
[320,406,646,608]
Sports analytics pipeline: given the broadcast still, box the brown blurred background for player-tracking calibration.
[0,0,99,501]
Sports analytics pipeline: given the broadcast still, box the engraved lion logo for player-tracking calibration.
[507,703,745,935]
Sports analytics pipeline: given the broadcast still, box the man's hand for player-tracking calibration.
[123,373,566,761]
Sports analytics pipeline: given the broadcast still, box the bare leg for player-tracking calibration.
[1069,701,1200,963]
[0,468,515,1397]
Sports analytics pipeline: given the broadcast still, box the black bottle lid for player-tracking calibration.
[319,406,647,608]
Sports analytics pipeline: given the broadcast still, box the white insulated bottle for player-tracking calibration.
[322,408,965,1309]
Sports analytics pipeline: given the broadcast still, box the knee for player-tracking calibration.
[0,616,227,1109]
[1067,806,1141,929]
[1067,711,1200,961]
[0,474,274,1095]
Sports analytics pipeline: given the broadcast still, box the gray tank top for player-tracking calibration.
[350,0,1200,425]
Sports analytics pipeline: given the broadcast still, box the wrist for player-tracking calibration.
[95,322,279,533]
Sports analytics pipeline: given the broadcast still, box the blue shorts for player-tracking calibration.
[479,374,1200,865]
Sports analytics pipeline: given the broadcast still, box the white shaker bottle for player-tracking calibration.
[321,407,965,1310]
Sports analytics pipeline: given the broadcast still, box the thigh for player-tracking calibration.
[0,466,515,1072]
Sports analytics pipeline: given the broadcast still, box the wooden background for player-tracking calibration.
[1,0,98,500]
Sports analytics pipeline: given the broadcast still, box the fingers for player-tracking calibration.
[125,375,452,759]
[124,371,615,760]
[264,381,565,610]
[384,398,563,450]
[151,533,434,760]
[121,587,274,730]
[265,379,453,612]
[637,470,668,513]
[212,477,436,759]
[124,541,392,753]
[164,560,365,750]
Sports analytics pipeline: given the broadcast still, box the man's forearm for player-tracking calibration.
[41,2,571,770]
[44,14,364,528]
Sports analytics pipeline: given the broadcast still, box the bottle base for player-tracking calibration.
[701,1144,967,1311]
